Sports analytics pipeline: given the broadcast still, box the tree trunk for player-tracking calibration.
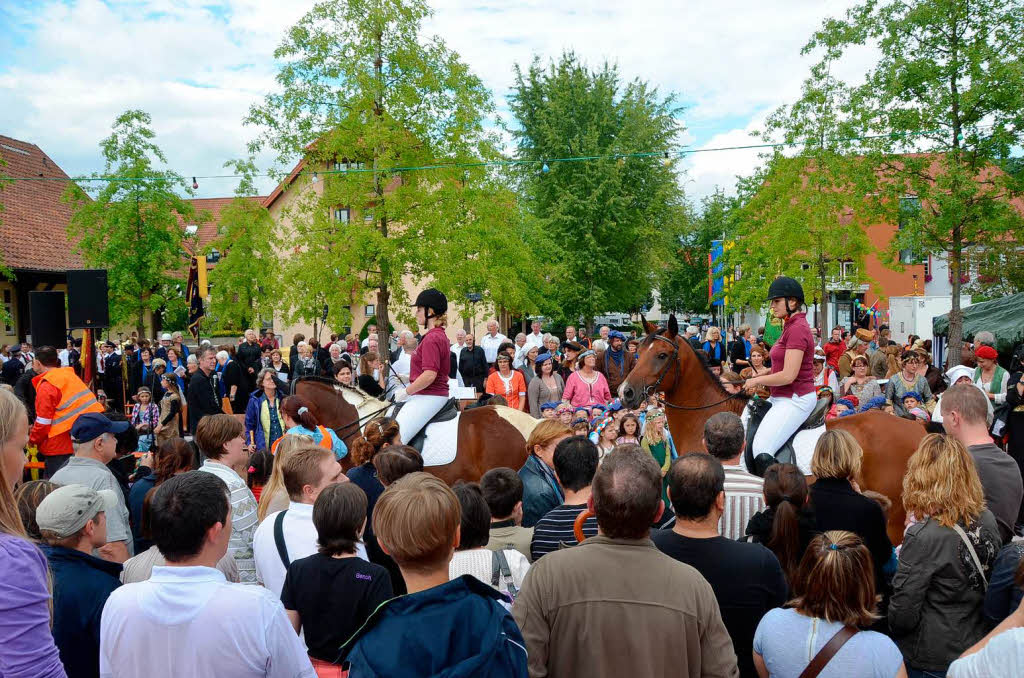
[947,242,964,370]
[376,284,391,370]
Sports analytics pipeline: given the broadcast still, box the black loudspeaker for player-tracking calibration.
[67,269,110,329]
[28,291,68,349]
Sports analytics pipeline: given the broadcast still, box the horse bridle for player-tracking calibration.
[642,334,748,411]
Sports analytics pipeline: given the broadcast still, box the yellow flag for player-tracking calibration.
[197,256,209,299]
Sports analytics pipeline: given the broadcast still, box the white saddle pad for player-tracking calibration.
[420,414,460,467]
[792,426,825,475]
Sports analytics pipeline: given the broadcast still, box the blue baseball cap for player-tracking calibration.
[71,412,130,443]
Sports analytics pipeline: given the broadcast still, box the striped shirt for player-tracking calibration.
[530,503,598,561]
[199,460,259,584]
[720,465,765,541]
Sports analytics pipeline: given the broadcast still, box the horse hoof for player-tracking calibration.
[752,454,777,477]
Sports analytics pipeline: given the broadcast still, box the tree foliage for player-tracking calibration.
[246,0,527,346]
[64,110,196,335]
[658,192,723,316]
[805,0,1024,365]
[204,159,281,332]
[508,52,688,327]
[725,64,882,331]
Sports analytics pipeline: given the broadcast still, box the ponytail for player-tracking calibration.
[763,463,809,582]
[281,395,319,429]
[350,417,400,466]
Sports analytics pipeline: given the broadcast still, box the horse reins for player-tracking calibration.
[643,334,749,411]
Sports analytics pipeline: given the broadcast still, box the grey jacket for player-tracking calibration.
[889,511,1000,671]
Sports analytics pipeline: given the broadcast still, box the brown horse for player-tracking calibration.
[619,316,925,545]
[292,377,535,485]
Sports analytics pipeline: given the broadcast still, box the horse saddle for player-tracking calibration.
[391,397,460,454]
[744,395,832,477]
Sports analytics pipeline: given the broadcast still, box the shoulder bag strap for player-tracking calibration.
[490,549,500,587]
[494,549,518,598]
[274,510,290,569]
[798,625,858,678]
[951,522,988,590]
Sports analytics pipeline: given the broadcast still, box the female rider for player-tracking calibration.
[395,288,451,445]
[743,277,816,472]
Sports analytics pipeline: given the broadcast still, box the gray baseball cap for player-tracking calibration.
[35,485,118,538]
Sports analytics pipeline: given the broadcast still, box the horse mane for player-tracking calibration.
[291,375,379,404]
[646,329,744,401]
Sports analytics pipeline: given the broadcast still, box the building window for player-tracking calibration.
[365,304,375,316]
[206,249,220,264]
[333,208,350,223]
[840,261,856,279]
[3,289,12,335]
[363,209,374,223]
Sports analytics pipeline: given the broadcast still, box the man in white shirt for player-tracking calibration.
[512,333,530,369]
[100,471,315,678]
[479,320,508,366]
[360,324,377,350]
[702,412,764,540]
[451,329,467,387]
[253,446,365,597]
[525,321,545,350]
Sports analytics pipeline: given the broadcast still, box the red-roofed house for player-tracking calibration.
[0,134,85,343]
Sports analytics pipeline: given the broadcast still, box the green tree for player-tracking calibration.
[659,192,727,316]
[204,159,281,331]
[64,110,197,335]
[508,52,687,330]
[246,0,511,349]
[725,64,882,332]
[805,0,1024,365]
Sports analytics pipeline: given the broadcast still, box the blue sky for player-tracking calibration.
[0,0,872,201]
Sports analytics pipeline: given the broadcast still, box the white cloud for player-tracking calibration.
[0,0,870,200]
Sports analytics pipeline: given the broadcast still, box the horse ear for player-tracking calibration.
[667,314,679,339]
[641,314,657,335]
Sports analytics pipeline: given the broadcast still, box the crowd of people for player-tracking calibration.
[1,282,1024,677]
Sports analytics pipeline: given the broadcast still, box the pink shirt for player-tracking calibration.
[410,327,450,397]
[769,312,816,398]
[562,370,612,407]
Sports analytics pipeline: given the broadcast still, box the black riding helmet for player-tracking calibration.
[766,276,805,305]
[413,288,448,323]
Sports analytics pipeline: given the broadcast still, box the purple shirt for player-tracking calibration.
[0,532,67,678]
[410,327,451,397]
[769,312,816,398]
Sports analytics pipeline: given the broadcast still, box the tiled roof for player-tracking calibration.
[182,196,267,253]
[0,134,84,271]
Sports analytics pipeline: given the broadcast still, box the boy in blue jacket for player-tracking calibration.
[343,472,527,677]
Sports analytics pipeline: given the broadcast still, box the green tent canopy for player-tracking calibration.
[933,292,1024,353]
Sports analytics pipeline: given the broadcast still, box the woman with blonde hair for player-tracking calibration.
[889,434,1000,675]
[0,388,66,676]
[519,419,572,527]
[640,409,675,503]
[754,531,906,678]
[701,325,727,367]
[257,433,315,521]
[809,429,893,598]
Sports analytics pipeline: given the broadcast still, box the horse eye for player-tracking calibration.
[658,353,668,360]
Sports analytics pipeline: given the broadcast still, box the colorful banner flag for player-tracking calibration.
[186,257,205,340]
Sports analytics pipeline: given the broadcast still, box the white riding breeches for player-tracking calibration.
[395,394,450,445]
[751,391,818,459]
